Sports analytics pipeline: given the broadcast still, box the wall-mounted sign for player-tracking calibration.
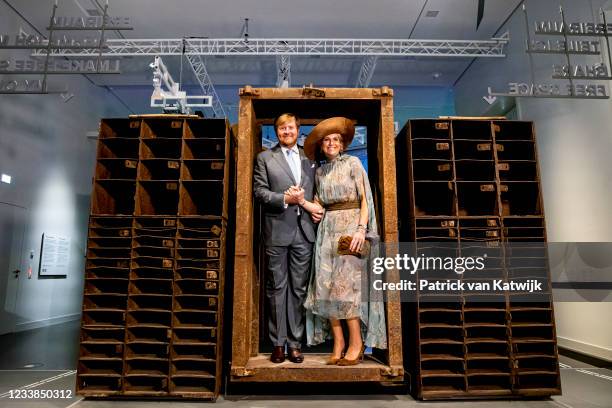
[486,5,612,101]
[0,58,120,74]
[49,16,131,30]
[0,79,44,93]
[535,21,612,36]
[488,83,608,99]
[38,233,71,278]
[552,63,612,80]
[527,39,600,54]
[0,1,131,94]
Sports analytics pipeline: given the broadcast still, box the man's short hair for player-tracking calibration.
[274,113,300,131]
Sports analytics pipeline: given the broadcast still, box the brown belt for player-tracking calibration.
[325,201,360,211]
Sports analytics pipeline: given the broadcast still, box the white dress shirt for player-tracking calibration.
[281,144,301,184]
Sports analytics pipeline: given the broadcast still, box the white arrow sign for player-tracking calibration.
[483,93,497,105]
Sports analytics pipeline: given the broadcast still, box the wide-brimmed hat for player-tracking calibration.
[304,117,355,160]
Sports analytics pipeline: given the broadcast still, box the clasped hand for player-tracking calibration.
[284,186,325,223]
[284,185,304,205]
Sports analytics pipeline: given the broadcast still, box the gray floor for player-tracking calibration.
[0,321,610,408]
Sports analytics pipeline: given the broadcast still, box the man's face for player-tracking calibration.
[276,119,299,148]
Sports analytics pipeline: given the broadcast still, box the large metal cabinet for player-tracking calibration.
[396,118,561,399]
[230,86,404,383]
[77,115,231,400]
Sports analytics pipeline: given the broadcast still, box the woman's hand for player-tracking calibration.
[310,203,325,223]
[350,229,366,253]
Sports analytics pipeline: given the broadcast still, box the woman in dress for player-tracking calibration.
[296,117,387,365]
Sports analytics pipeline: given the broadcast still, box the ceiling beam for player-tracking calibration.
[32,36,509,58]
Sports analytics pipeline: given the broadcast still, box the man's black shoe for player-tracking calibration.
[288,347,304,363]
[270,346,285,363]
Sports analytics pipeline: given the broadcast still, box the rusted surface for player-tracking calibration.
[231,87,403,383]
[397,118,560,400]
[231,354,403,382]
[79,117,230,399]
[232,97,256,368]
[378,96,402,370]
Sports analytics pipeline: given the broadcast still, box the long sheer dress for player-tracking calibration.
[304,154,387,349]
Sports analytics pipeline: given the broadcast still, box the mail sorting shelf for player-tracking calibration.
[79,216,132,396]
[171,216,225,398]
[396,119,560,400]
[78,116,230,399]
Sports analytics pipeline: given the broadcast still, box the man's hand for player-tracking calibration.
[284,186,304,205]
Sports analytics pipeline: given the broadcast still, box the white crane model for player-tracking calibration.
[149,56,212,114]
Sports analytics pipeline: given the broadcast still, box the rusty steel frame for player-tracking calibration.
[231,87,403,383]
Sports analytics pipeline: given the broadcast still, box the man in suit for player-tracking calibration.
[253,113,322,363]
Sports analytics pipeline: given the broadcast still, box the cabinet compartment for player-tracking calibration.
[142,118,183,139]
[139,159,181,180]
[81,327,124,343]
[183,139,226,159]
[126,310,172,327]
[125,358,168,376]
[80,343,123,358]
[97,139,140,160]
[123,376,168,393]
[455,161,495,181]
[500,182,542,216]
[100,118,141,139]
[457,182,498,216]
[413,182,455,216]
[412,160,453,181]
[181,160,225,180]
[135,181,180,215]
[82,310,125,327]
[83,294,127,310]
[178,181,224,216]
[493,121,534,141]
[453,140,494,160]
[173,311,217,327]
[96,158,138,180]
[452,120,492,140]
[78,376,121,393]
[141,139,182,159]
[410,120,451,139]
[92,181,136,215]
[78,358,123,375]
[126,327,169,343]
[170,376,216,395]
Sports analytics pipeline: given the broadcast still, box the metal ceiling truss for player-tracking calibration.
[185,54,226,118]
[355,55,379,87]
[32,35,509,58]
[276,54,291,88]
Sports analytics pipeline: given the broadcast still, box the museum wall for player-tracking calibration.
[454,0,612,361]
[0,2,130,333]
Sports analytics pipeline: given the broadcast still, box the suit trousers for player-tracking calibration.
[265,227,313,348]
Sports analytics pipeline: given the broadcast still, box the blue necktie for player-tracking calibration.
[286,149,300,184]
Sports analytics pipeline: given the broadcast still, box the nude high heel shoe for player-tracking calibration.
[325,350,346,365]
[337,345,366,366]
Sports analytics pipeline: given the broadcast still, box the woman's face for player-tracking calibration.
[321,133,343,160]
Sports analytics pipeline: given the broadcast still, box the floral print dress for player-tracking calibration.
[304,154,387,349]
